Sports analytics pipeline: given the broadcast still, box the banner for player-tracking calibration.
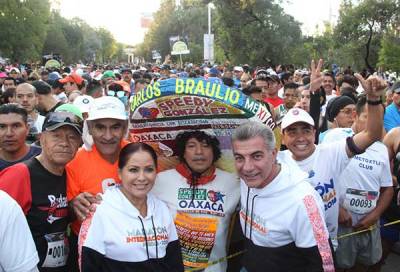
[129,78,276,172]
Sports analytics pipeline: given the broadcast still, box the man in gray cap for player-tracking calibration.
[0,108,83,271]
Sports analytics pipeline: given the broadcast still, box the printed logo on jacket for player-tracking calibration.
[177,188,226,217]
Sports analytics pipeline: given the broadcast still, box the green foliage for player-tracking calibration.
[0,0,51,62]
[213,0,302,65]
[0,2,127,64]
[378,30,400,73]
[333,0,399,71]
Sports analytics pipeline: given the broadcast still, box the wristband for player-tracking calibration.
[346,136,364,155]
[366,99,383,105]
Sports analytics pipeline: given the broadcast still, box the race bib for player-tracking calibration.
[42,232,69,268]
[343,188,378,214]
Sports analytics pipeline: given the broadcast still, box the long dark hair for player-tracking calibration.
[118,142,157,169]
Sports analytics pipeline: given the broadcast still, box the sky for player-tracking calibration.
[57,0,341,46]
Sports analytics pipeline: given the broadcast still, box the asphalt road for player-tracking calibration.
[382,252,400,272]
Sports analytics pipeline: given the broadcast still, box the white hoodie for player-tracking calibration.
[79,187,183,272]
[240,154,334,272]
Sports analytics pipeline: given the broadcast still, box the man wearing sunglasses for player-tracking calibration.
[0,109,83,272]
[107,81,130,107]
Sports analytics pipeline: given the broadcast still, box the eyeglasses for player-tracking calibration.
[107,90,126,98]
[339,108,355,115]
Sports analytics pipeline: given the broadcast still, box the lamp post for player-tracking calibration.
[206,3,215,64]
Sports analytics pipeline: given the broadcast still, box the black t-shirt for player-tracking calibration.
[40,101,64,116]
[26,158,69,271]
[0,145,42,171]
[0,158,69,271]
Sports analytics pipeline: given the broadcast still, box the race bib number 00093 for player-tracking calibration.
[343,188,378,215]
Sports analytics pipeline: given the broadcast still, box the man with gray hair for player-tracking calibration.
[231,121,334,272]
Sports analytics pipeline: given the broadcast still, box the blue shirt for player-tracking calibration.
[384,103,400,132]
[0,145,41,171]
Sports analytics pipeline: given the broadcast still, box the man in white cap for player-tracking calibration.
[279,75,386,249]
[233,66,244,88]
[73,95,94,120]
[66,96,129,271]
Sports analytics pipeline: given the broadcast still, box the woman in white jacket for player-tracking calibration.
[79,143,184,272]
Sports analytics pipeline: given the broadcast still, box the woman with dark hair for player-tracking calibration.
[79,142,184,272]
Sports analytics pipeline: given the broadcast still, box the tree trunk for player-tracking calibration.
[365,23,374,73]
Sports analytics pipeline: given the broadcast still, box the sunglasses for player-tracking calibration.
[43,111,83,133]
[107,90,126,98]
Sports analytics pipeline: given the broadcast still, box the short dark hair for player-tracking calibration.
[283,82,299,92]
[135,79,146,87]
[118,142,157,170]
[4,77,16,85]
[86,80,102,96]
[222,77,234,87]
[176,131,221,163]
[31,80,52,95]
[1,87,16,104]
[355,95,367,116]
[242,85,261,96]
[323,72,336,85]
[0,103,28,123]
[337,75,359,89]
[280,72,293,84]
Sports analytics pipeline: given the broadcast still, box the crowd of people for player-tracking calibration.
[0,58,399,272]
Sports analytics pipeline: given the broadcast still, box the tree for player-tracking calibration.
[0,0,51,62]
[137,0,220,63]
[378,29,400,73]
[212,0,302,65]
[96,28,117,63]
[333,0,400,72]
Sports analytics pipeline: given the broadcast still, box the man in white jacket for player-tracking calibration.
[231,122,334,272]
[0,190,39,272]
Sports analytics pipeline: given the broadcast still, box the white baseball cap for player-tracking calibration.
[233,66,243,72]
[73,95,94,114]
[87,96,127,121]
[281,108,315,131]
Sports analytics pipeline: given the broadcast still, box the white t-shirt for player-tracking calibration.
[281,140,350,248]
[34,114,45,133]
[151,168,240,272]
[0,190,39,272]
[324,128,393,225]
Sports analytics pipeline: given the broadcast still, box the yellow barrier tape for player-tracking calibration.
[182,219,400,271]
[184,250,247,272]
[334,219,400,240]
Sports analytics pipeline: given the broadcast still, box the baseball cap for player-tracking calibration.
[10,67,20,74]
[0,72,7,78]
[86,96,127,121]
[73,95,94,114]
[59,73,84,85]
[48,71,62,81]
[101,70,116,80]
[42,111,83,135]
[233,66,243,72]
[209,67,220,76]
[391,81,400,93]
[281,108,315,131]
[55,104,84,120]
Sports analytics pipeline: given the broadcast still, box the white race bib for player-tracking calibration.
[42,232,69,268]
[343,188,378,215]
